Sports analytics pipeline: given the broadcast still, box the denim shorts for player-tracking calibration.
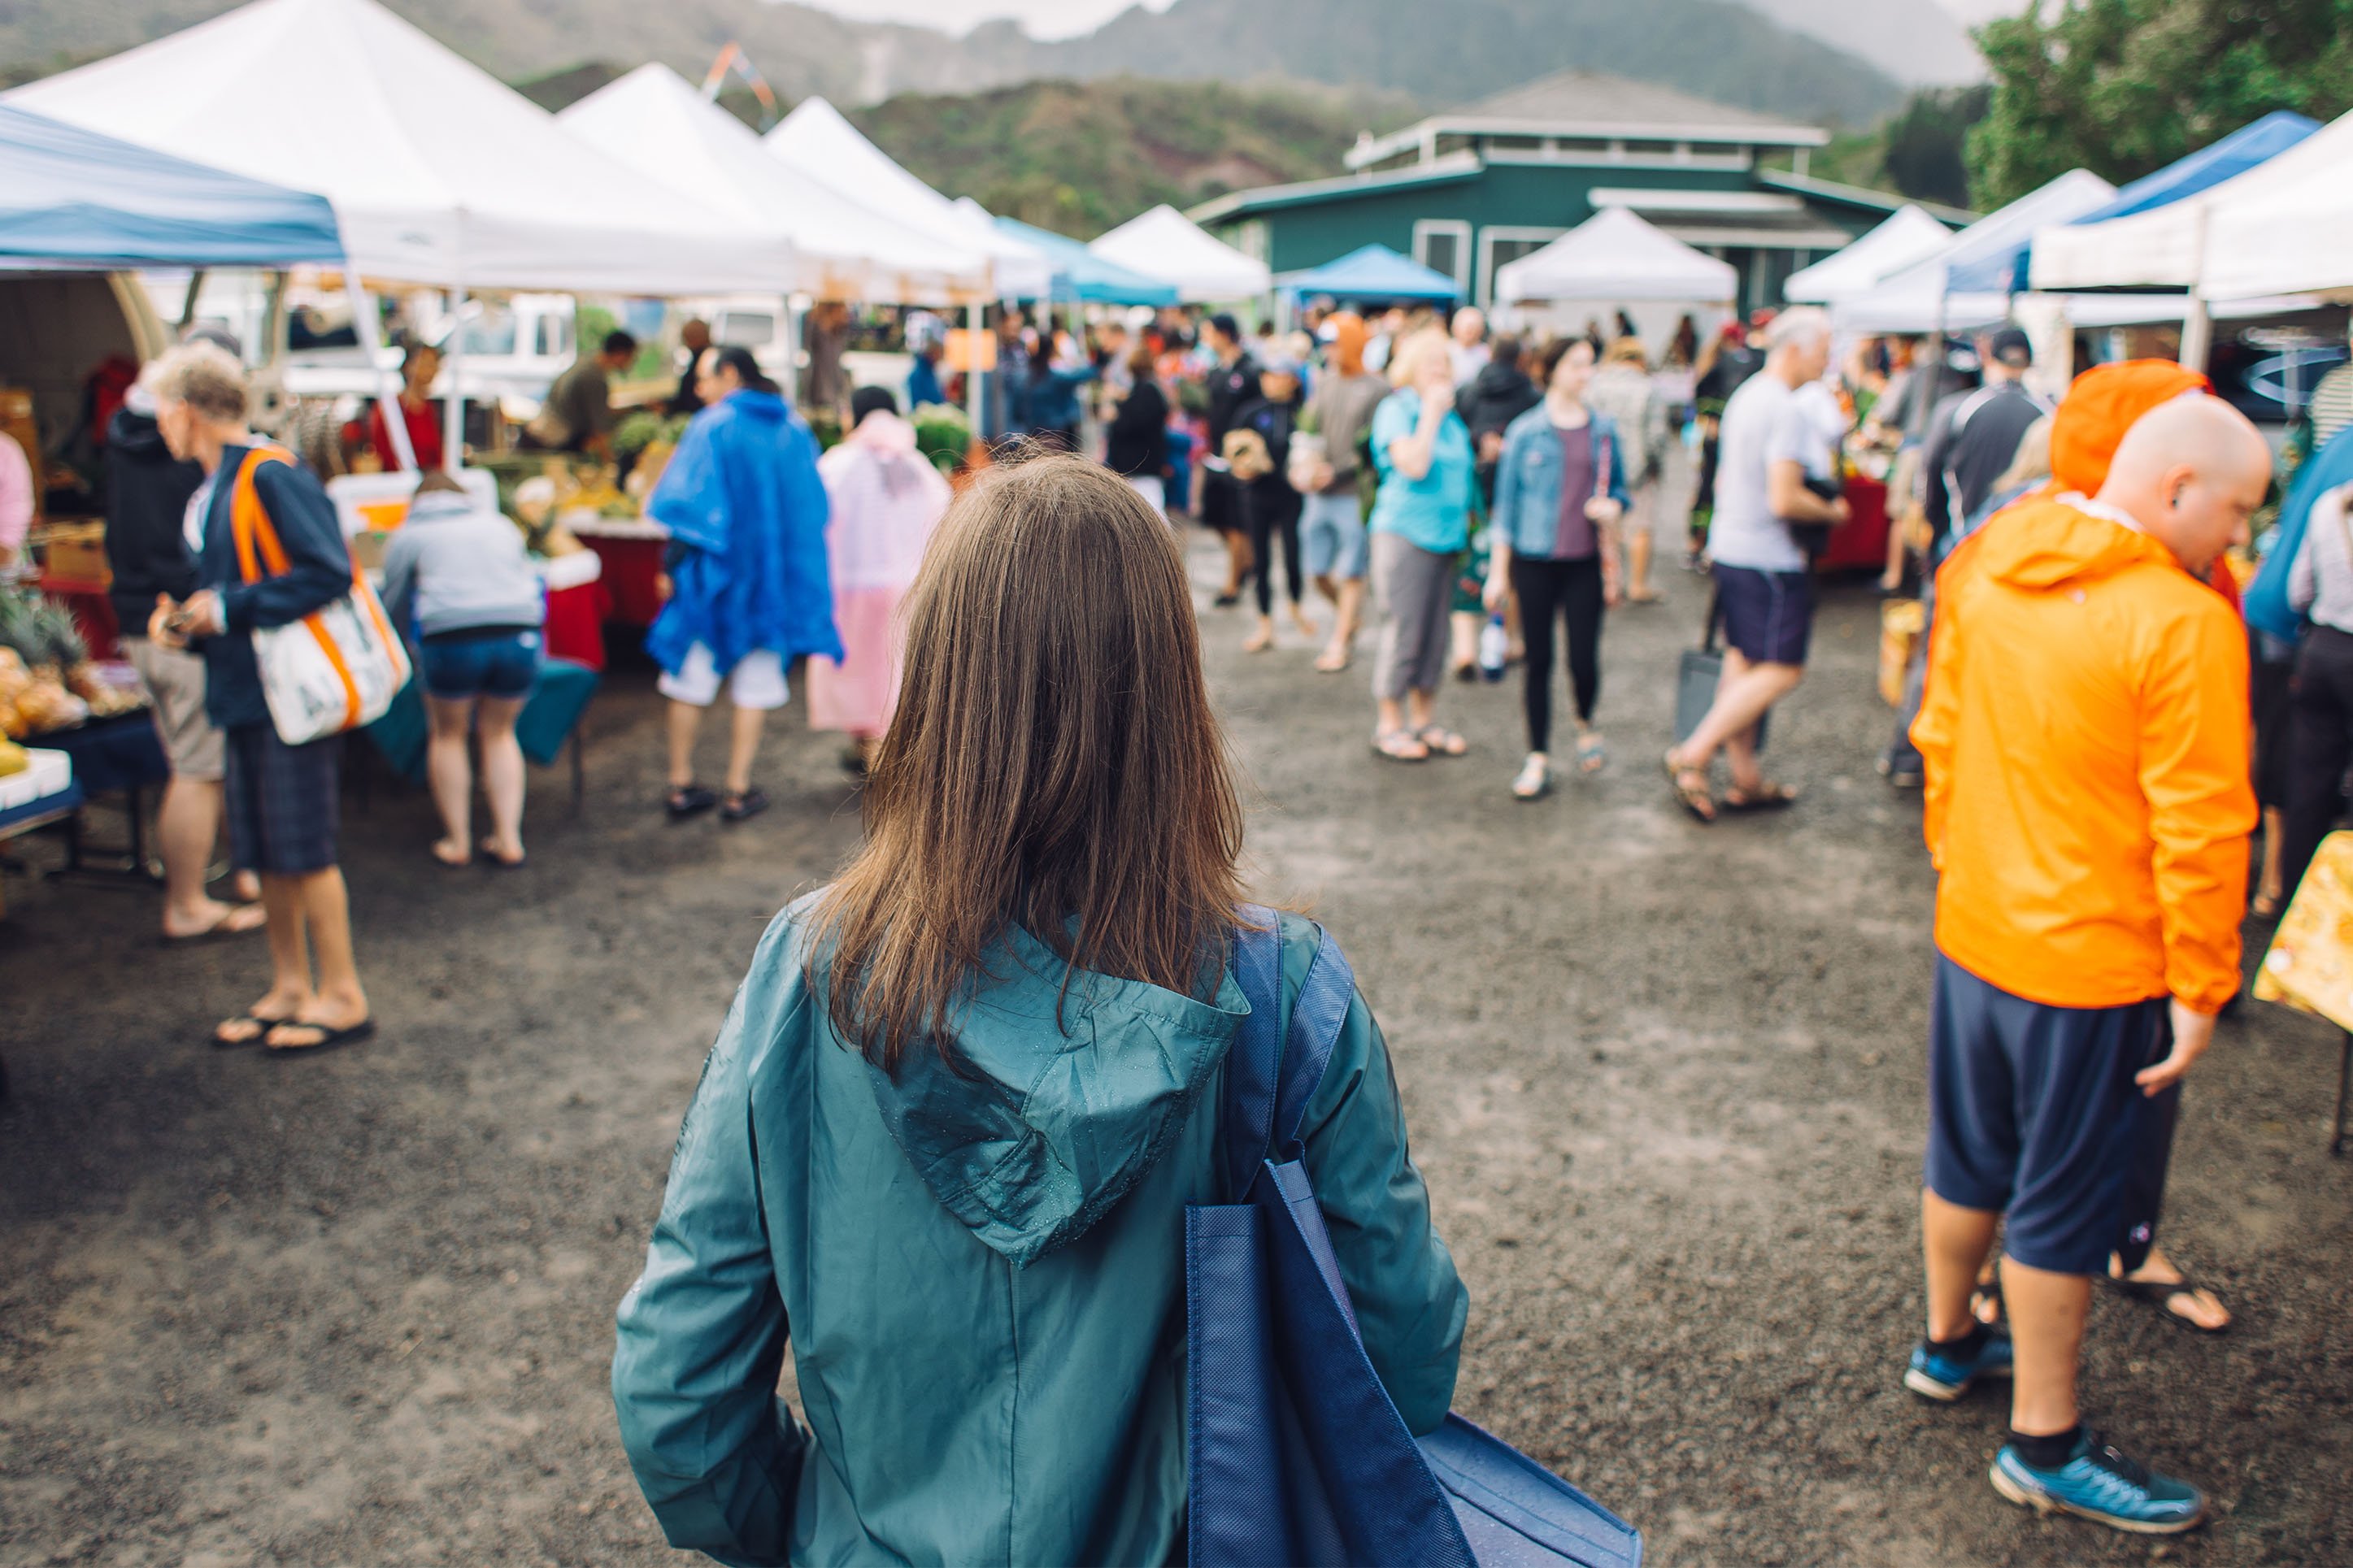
[416,627,543,700]
[1300,489,1369,580]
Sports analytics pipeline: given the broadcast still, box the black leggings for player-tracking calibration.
[2282,623,2353,895]
[1246,489,1305,614]
[1511,554,1605,753]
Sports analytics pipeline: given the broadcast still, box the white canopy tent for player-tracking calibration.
[1830,170,2117,336]
[763,98,1053,301]
[1494,206,1738,304]
[4,0,798,297]
[1089,206,1272,303]
[2032,109,2353,298]
[1782,205,1953,304]
[559,66,989,305]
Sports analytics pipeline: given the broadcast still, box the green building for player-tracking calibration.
[1191,71,1968,315]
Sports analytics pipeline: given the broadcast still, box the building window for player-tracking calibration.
[1236,220,1270,264]
[1486,134,1545,154]
[1413,219,1472,291]
[1476,226,1569,310]
[1624,140,1677,159]
[1435,132,1474,159]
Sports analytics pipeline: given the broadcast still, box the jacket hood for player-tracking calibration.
[721,389,789,424]
[2049,360,2210,494]
[859,924,1248,1268]
[107,406,172,462]
[405,489,481,524]
[1968,494,2178,592]
[1468,359,1533,397]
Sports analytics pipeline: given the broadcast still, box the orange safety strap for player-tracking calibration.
[229,445,364,729]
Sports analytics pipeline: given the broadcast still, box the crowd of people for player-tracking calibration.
[85,274,2353,1550]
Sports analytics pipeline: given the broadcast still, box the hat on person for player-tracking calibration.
[1985,326,2033,368]
[2049,359,2212,495]
[1258,351,1303,380]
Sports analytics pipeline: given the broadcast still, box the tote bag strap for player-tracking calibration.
[229,445,301,585]
[1222,908,1357,1200]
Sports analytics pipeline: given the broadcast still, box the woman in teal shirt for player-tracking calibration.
[611,456,1467,1566]
[1367,328,1478,761]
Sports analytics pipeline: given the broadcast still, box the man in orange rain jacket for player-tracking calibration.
[1899,386,2269,1534]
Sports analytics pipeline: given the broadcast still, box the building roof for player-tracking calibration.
[1187,150,1485,227]
[1346,69,1825,171]
[1756,170,1975,226]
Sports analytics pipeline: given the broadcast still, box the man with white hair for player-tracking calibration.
[1664,306,1846,822]
[1904,390,2268,1535]
[1447,306,1490,387]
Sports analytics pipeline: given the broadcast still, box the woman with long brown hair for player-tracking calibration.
[611,455,1466,1565]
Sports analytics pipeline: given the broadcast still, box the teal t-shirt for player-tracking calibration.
[1367,389,1474,554]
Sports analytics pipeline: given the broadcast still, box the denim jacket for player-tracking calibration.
[1491,405,1633,560]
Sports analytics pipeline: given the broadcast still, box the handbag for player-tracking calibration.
[230,446,411,745]
[1187,909,1643,1568]
[1676,589,1767,752]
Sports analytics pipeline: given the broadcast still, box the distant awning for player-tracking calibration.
[1280,243,1460,303]
[992,215,1179,306]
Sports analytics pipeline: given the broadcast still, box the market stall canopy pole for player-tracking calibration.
[763,98,1054,300]
[1088,205,1272,304]
[0,101,342,271]
[559,64,990,304]
[2,0,798,295]
[346,275,415,472]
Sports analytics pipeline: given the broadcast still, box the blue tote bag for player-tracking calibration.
[1187,910,1642,1568]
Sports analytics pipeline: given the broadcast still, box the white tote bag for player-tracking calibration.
[231,448,411,746]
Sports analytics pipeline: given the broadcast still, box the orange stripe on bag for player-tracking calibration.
[232,446,363,731]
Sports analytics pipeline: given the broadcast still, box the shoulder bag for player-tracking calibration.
[1186,909,1643,1567]
[231,446,411,745]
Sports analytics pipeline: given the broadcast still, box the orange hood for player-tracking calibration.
[2048,359,2211,494]
[1968,493,2181,593]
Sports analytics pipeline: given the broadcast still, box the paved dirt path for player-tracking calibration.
[4,523,2349,1566]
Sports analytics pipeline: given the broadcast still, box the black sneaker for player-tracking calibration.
[665,784,719,820]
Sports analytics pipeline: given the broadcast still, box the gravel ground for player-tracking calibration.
[3,503,2350,1567]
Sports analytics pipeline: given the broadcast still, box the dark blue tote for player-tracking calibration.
[1187,911,1642,1568]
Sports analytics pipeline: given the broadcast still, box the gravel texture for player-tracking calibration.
[2,515,2349,1567]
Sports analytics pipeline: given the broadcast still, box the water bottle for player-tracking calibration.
[1477,613,1509,682]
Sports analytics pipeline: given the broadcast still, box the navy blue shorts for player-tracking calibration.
[1924,953,2169,1275]
[1712,563,1814,667]
[416,627,542,700]
[224,723,341,876]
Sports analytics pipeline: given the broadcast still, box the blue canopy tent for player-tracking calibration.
[1948,111,2320,295]
[1282,245,1461,305]
[0,102,343,270]
[994,216,1179,306]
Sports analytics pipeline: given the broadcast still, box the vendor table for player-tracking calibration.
[37,710,171,884]
[569,515,670,631]
[0,772,85,921]
[38,571,122,660]
[537,550,610,670]
[1818,473,1892,575]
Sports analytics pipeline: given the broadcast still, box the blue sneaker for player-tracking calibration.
[1903,1329,2014,1401]
[1990,1430,2207,1534]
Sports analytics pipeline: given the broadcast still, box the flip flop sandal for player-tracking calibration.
[1574,733,1608,774]
[479,839,527,871]
[720,788,769,823]
[163,905,267,946]
[1972,1275,2005,1327]
[1722,782,1800,811]
[2105,1272,2230,1335]
[264,1018,376,1056]
[1372,729,1430,762]
[1511,760,1553,801]
[1314,649,1351,674]
[1416,725,1468,757]
[211,1012,294,1049]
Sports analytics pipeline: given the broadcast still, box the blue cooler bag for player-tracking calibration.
[1186,910,1642,1568]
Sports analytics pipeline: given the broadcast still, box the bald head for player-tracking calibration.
[2095,394,2271,576]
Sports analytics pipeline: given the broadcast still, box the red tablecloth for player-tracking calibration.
[542,579,610,670]
[1820,474,1891,574]
[38,575,121,659]
[584,536,668,628]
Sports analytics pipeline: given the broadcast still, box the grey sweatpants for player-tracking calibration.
[1371,531,1455,701]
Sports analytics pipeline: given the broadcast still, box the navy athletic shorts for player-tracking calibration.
[1712,562,1814,667]
[1924,953,2169,1276]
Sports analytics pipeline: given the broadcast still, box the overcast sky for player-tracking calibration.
[795,0,2016,37]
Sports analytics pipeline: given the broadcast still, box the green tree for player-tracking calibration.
[1967,0,2353,208]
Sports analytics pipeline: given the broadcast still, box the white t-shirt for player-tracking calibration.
[1708,371,1829,573]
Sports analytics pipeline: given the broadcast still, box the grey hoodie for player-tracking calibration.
[378,489,545,638]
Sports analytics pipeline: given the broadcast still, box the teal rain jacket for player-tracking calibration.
[612,902,1467,1566]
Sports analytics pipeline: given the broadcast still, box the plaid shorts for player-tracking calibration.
[224,724,343,875]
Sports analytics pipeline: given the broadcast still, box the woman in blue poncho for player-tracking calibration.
[648,345,842,823]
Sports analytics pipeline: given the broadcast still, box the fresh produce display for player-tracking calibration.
[611,410,690,465]
[0,736,27,778]
[0,592,137,736]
